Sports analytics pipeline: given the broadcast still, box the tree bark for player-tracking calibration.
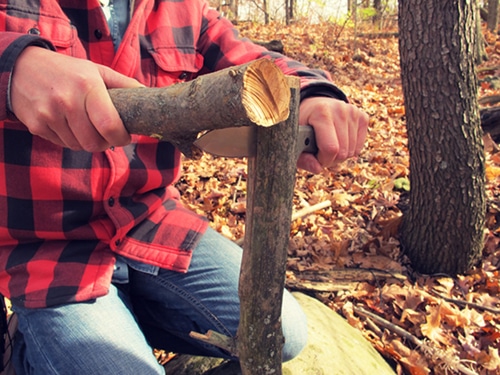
[237,76,300,375]
[109,59,290,158]
[398,1,486,274]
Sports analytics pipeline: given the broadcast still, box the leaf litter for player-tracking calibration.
[174,21,500,375]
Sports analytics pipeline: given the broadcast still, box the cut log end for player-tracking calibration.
[242,59,290,127]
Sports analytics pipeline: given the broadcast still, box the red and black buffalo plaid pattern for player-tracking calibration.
[0,0,347,308]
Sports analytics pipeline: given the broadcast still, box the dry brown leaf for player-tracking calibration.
[420,304,452,346]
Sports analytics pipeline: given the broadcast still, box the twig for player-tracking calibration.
[429,290,500,315]
[479,94,500,105]
[477,64,500,73]
[189,330,237,357]
[353,306,479,375]
[291,200,332,221]
[353,305,418,343]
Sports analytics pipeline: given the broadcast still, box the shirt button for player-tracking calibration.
[179,72,188,80]
[94,29,103,39]
[108,197,115,207]
[27,28,40,35]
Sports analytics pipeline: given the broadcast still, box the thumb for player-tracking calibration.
[98,65,145,89]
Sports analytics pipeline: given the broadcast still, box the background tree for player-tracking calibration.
[398,0,486,275]
[285,0,294,24]
[476,1,489,63]
[487,0,499,31]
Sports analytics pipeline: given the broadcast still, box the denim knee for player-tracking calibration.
[281,290,308,362]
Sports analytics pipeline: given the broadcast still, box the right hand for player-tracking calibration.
[10,46,144,152]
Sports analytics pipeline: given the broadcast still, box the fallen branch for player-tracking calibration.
[286,268,406,293]
[357,32,399,39]
[353,306,479,375]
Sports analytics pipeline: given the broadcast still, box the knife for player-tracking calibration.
[193,125,317,159]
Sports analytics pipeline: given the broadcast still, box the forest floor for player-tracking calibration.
[175,21,500,375]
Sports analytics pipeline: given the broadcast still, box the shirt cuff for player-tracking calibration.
[300,83,349,103]
[0,35,54,119]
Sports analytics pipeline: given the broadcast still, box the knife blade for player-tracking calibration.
[193,125,317,158]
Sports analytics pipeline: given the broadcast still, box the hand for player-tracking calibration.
[10,47,144,151]
[297,97,369,173]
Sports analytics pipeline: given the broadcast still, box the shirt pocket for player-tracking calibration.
[0,7,78,53]
[147,44,205,85]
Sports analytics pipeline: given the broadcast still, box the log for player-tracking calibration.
[108,59,290,157]
[236,76,300,375]
[285,269,407,293]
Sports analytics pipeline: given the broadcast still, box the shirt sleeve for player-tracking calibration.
[197,4,348,103]
[0,32,54,120]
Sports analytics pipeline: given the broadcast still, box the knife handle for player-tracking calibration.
[298,125,318,155]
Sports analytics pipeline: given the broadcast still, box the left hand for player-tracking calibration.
[297,97,369,173]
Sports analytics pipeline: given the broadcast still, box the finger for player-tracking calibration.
[35,124,68,148]
[66,104,110,152]
[356,112,369,154]
[297,152,323,174]
[313,113,341,167]
[348,110,359,157]
[31,109,82,150]
[84,85,130,148]
[98,65,144,89]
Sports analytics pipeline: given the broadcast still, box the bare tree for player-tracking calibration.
[285,0,294,24]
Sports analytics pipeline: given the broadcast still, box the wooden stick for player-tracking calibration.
[236,76,300,375]
[291,200,332,221]
[189,330,237,356]
[109,59,290,157]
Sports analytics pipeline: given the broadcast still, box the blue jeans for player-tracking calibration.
[11,228,307,374]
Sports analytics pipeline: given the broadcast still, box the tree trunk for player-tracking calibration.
[233,0,239,22]
[263,0,269,24]
[237,77,300,375]
[488,0,499,31]
[373,0,382,27]
[398,0,486,275]
[285,0,290,25]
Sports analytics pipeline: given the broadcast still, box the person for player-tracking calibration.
[0,0,369,373]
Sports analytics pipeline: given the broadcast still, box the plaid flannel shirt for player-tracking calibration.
[0,0,347,308]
